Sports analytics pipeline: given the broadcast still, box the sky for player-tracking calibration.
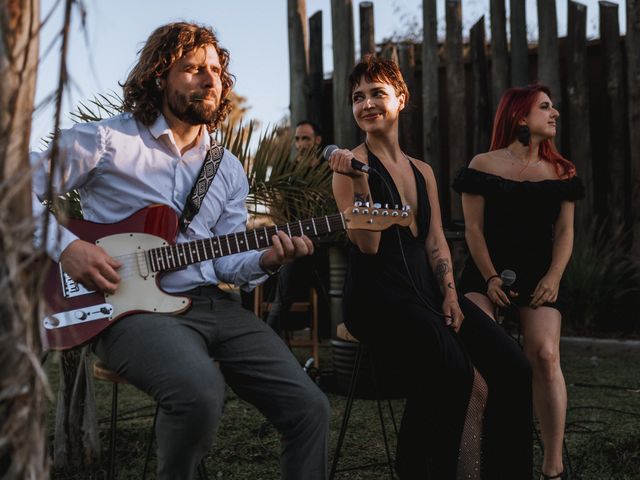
[31,0,626,148]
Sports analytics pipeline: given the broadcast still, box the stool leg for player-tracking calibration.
[142,404,160,480]
[329,344,363,480]
[107,382,118,480]
[368,352,395,479]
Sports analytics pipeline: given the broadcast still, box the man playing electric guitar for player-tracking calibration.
[32,22,330,480]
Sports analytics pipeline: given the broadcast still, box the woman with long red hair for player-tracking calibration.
[453,84,584,480]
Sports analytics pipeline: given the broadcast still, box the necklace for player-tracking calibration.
[505,147,542,168]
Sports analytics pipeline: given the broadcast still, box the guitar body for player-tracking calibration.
[43,202,412,350]
[44,205,190,350]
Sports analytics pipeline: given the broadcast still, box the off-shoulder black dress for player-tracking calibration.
[452,167,584,314]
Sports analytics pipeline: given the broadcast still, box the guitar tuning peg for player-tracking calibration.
[364,201,370,208]
[384,203,389,209]
[354,201,362,207]
[373,203,382,209]
[402,205,411,211]
[394,204,399,210]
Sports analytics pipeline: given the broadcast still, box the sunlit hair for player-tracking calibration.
[348,55,409,105]
[122,22,234,131]
[491,84,575,179]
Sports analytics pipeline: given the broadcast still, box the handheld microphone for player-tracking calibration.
[500,269,517,290]
[321,144,374,174]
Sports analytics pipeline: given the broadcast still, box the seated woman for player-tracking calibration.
[454,84,583,480]
[327,55,533,479]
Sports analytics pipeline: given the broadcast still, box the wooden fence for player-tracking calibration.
[288,0,640,257]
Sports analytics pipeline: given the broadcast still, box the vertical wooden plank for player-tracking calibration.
[470,16,492,155]
[445,0,466,220]
[509,0,528,86]
[380,41,399,63]
[566,1,592,228]
[490,0,509,111]
[288,0,309,127]
[422,0,441,183]
[627,0,640,257]
[308,11,324,131]
[398,42,420,157]
[599,1,629,222]
[536,0,562,149]
[331,0,358,148]
[359,1,375,58]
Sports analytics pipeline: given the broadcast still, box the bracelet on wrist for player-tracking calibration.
[485,274,500,286]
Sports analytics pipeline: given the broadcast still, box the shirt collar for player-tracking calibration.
[148,113,210,154]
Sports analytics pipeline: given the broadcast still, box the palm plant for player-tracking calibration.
[563,220,640,331]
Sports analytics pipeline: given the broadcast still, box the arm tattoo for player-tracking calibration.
[435,258,451,282]
[430,247,440,260]
[353,192,370,204]
[447,282,455,290]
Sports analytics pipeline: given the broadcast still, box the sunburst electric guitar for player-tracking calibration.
[43,203,412,350]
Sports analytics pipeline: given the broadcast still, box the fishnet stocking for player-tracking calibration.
[456,367,488,479]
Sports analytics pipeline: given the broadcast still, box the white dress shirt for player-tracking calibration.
[32,112,267,292]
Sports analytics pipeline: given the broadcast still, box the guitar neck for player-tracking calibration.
[147,213,346,273]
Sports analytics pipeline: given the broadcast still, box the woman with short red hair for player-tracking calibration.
[454,84,584,480]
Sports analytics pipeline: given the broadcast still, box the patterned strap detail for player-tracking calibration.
[179,137,224,233]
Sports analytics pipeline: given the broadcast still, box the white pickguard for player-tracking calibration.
[96,233,190,318]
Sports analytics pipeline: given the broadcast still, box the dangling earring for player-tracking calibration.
[516,125,530,146]
[155,77,162,89]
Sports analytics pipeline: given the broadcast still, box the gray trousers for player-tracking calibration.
[94,285,330,480]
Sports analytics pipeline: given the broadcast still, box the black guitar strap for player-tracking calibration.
[179,136,224,233]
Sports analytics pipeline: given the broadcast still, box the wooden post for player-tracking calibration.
[422,0,441,186]
[470,16,492,155]
[0,0,48,478]
[331,0,358,148]
[308,11,324,132]
[566,1,592,228]
[445,0,466,220]
[398,42,420,157]
[599,1,629,222]
[359,1,375,58]
[509,0,528,86]
[627,0,640,258]
[288,0,309,127]
[536,0,562,150]
[490,0,509,111]
[380,41,399,63]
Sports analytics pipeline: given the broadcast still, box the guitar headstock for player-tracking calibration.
[342,203,413,231]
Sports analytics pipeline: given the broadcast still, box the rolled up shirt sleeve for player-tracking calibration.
[211,162,268,291]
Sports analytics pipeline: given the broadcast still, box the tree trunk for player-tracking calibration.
[566,1,592,229]
[331,0,358,149]
[470,16,491,155]
[490,0,509,112]
[599,1,629,223]
[0,1,49,479]
[288,0,309,127]
[445,0,466,221]
[422,0,441,207]
[509,0,528,86]
[359,1,375,58]
[537,0,562,150]
[308,11,324,132]
[627,0,640,258]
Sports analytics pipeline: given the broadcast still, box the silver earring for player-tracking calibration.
[155,78,161,88]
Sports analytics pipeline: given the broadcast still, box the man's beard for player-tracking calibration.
[166,89,219,125]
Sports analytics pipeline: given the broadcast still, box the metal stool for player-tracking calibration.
[329,325,400,479]
[93,361,209,480]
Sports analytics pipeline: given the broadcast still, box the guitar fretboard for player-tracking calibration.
[147,213,346,272]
